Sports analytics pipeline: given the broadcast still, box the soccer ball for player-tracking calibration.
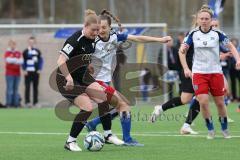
[84,131,105,151]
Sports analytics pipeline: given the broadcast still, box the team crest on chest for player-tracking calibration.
[203,41,207,46]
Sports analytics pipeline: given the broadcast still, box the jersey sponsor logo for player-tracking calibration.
[63,44,74,55]
[81,54,91,61]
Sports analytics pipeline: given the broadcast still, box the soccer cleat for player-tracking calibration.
[104,134,124,146]
[150,105,163,123]
[85,122,96,132]
[25,103,32,108]
[227,117,234,123]
[180,126,198,135]
[206,130,215,140]
[33,103,42,108]
[222,130,231,139]
[64,141,82,152]
[123,139,144,147]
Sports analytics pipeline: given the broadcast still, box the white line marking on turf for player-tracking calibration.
[0,131,67,135]
[0,131,240,138]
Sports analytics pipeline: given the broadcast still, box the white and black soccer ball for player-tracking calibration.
[84,131,105,151]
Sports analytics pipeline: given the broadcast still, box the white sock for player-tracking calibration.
[67,135,77,143]
[159,105,163,112]
[183,123,190,128]
[104,130,112,137]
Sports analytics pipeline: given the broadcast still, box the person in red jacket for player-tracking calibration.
[4,40,23,107]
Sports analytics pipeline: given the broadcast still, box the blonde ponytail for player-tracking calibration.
[198,4,214,18]
[84,9,99,26]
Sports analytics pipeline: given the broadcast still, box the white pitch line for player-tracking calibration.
[0,131,68,135]
[0,131,239,138]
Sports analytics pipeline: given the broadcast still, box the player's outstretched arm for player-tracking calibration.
[127,35,172,43]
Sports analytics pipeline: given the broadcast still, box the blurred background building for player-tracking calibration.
[0,0,239,106]
[0,0,239,36]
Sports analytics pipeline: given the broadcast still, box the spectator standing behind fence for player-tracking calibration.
[22,37,43,108]
[4,40,23,108]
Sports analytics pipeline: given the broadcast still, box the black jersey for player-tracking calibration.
[59,30,95,83]
[186,44,194,70]
[179,32,194,70]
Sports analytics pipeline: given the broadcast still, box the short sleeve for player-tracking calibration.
[217,31,230,46]
[60,31,80,59]
[117,32,128,42]
[183,32,193,47]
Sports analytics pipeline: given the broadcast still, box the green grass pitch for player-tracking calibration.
[0,103,239,160]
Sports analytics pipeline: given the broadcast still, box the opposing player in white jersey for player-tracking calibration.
[86,9,172,146]
[179,5,240,139]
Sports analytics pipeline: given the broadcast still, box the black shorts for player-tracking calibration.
[56,70,95,102]
[179,70,194,94]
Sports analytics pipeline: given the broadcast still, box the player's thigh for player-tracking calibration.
[85,82,107,103]
[74,93,93,111]
[96,81,115,102]
[209,74,224,97]
[179,70,195,94]
[192,73,209,96]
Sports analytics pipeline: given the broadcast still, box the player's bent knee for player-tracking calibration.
[181,97,191,104]
[83,105,94,112]
[181,93,193,104]
[75,102,94,112]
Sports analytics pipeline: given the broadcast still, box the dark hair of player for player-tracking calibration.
[100,9,123,31]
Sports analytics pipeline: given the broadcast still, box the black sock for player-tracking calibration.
[185,99,200,125]
[70,110,92,138]
[162,97,182,111]
[109,108,119,120]
[98,102,112,131]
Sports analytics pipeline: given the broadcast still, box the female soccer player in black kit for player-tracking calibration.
[56,9,132,151]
